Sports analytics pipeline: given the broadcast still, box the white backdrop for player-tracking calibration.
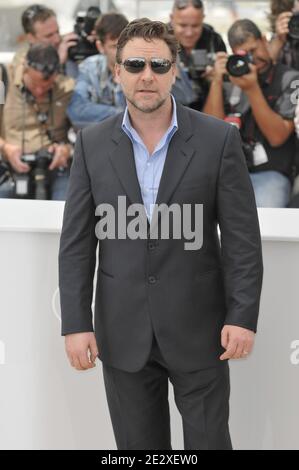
[0,200,299,450]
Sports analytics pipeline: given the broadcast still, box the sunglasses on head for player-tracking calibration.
[119,57,174,74]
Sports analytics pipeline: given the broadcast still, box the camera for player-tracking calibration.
[68,6,101,62]
[288,12,299,40]
[0,161,11,186]
[226,53,253,77]
[188,50,216,79]
[14,149,53,200]
[225,113,255,169]
[242,141,256,170]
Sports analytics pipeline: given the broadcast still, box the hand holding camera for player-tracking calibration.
[275,11,293,42]
[212,52,229,81]
[58,32,79,65]
[2,143,30,173]
[48,143,71,171]
[228,62,258,92]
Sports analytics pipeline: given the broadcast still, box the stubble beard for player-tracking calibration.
[126,94,168,114]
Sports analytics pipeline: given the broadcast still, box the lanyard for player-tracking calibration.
[21,89,54,155]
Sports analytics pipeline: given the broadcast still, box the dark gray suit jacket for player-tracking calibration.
[59,103,263,373]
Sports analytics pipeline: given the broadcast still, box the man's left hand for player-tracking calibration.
[48,143,71,171]
[220,325,255,361]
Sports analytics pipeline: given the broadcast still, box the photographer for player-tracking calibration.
[0,44,74,201]
[170,0,226,110]
[203,19,299,208]
[67,13,128,129]
[268,0,299,70]
[12,4,88,79]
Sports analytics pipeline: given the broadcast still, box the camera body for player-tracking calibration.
[241,141,256,170]
[0,160,11,186]
[15,149,53,200]
[68,6,101,62]
[226,53,254,77]
[188,50,216,79]
[289,12,299,40]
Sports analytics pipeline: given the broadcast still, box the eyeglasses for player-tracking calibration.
[174,0,203,10]
[119,57,174,74]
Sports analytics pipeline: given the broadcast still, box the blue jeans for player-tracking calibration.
[250,170,291,208]
[0,168,69,201]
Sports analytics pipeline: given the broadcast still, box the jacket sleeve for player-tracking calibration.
[58,130,98,335]
[216,124,263,332]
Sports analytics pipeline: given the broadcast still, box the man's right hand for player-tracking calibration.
[212,52,228,82]
[3,143,30,173]
[65,332,99,371]
[58,32,79,64]
[275,11,293,43]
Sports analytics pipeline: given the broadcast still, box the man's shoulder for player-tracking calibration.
[274,63,299,89]
[179,104,231,135]
[11,43,29,67]
[199,24,226,51]
[54,74,75,99]
[79,54,106,73]
[80,111,124,141]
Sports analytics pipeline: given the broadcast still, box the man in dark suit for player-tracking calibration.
[59,18,263,450]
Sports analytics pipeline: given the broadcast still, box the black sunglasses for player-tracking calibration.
[119,57,174,74]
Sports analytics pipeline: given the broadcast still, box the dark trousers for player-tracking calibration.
[102,334,232,450]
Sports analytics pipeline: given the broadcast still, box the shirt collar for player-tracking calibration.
[122,94,178,147]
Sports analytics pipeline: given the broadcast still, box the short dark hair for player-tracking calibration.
[26,43,60,79]
[228,19,262,49]
[116,18,179,64]
[22,4,56,35]
[95,12,129,43]
[173,0,203,11]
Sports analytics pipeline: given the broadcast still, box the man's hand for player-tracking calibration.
[210,52,228,82]
[65,332,99,371]
[275,11,293,43]
[58,32,79,64]
[229,63,259,92]
[3,142,30,173]
[220,325,255,361]
[48,143,71,170]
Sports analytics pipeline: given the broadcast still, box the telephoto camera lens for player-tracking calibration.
[34,149,53,200]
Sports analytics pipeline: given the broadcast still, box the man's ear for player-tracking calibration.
[27,33,35,44]
[96,39,104,54]
[114,63,121,84]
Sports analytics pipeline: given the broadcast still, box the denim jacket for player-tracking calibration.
[67,54,126,128]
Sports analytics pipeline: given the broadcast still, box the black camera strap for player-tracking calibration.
[21,88,54,155]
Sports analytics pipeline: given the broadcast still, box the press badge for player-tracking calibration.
[253,142,269,166]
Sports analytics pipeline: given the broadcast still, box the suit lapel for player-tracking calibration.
[108,105,196,235]
[109,114,144,207]
[154,104,195,208]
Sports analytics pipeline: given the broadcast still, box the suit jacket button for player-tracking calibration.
[148,276,157,284]
[148,242,157,251]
